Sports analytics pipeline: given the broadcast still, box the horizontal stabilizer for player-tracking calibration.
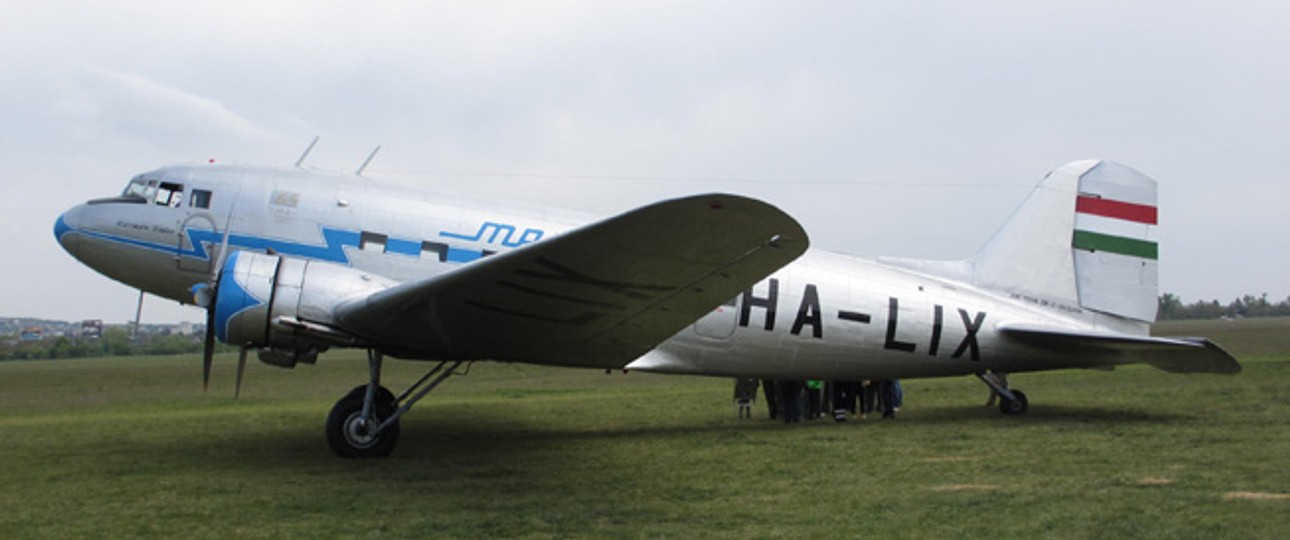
[998,322,1241,374]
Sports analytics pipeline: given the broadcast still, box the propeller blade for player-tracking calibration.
[203,307,215,391]
[235,347,249,400]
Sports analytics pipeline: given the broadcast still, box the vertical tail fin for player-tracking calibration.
[971,160,1159,323]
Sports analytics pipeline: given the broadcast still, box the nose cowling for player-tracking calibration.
[54,205,84,257]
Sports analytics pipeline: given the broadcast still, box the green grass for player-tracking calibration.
[2,319,1288,539]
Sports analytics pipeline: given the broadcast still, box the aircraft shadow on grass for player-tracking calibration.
[91,402,1202,511]
[149,402,1192,468]
[905,404,1190,426]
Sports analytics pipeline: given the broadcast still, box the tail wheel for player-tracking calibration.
[999,389,1029,415]
[326,385,400,458]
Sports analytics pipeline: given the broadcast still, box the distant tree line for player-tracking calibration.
[1158,293,1290,320]
[0,327,230,361]
[2,293,1283,360]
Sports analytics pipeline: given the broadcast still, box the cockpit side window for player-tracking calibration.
[190,189,212,209]
[154,181,184,207]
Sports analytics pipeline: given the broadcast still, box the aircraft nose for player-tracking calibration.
[55,205,83,256]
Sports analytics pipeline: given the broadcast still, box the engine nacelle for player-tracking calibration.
[212,250,397,366]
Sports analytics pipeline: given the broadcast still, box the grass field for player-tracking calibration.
[2,318,1287,539]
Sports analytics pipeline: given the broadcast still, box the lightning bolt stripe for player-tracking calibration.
[71,226,492,265]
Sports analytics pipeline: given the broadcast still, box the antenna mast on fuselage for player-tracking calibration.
[291,136,381,176]
[356,145,381,176]
[294,135,320,168]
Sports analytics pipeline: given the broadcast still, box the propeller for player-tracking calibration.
[194,217,236,395]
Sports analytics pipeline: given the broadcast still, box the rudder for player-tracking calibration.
[971,160,1159,324]
[1070,161,1158,322]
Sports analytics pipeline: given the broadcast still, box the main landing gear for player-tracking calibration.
[977,371,1028,415]
[325,350,463,458]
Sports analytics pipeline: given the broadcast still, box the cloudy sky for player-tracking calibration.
[3,1,1287,324]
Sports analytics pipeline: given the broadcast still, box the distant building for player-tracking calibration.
[19,327,43,341]
[81,320,103,339]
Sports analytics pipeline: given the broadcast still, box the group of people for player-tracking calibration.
[733,378,903,423]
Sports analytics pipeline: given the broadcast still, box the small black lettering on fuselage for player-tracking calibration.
[737,281,988,361]
[116,221,151,232]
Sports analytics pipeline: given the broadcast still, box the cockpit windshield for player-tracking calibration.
[120,177,185,207]
[122,176,153,200]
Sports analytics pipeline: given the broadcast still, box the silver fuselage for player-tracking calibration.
[56,164,1135,379]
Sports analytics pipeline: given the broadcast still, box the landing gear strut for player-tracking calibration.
[324,350,464,458]
[977,371,1028,416]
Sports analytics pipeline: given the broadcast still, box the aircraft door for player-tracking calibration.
[176,213,217,273]
[174,178,234,274]
[694,297,739,340]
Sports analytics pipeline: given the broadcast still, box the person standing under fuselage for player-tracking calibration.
[805,380,823,420]
[733,378,758,419]
[761,379,780,420]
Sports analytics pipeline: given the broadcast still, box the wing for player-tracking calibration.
[334,193,809,367]
[997,322,1241,374]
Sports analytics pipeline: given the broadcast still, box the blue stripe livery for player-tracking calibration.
[384,238,422,256]
[53,214,72,241]
[182,227,360,263]
[71,225,497,266]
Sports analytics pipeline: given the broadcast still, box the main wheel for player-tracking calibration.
[326,385,400,458]
[998,389,1029,415]
[343,384,396,403]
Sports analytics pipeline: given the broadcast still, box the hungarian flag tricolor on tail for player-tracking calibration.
[1072,194,1158,260]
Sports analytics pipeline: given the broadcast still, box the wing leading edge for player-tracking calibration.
[997,322,1241,374]
[334,193,809,367]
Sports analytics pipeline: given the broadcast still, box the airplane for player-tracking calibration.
[54,157,1240,458]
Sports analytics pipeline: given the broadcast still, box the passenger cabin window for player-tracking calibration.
[190,189,212,209]
[420,241,448,262]
[359,232,388,252]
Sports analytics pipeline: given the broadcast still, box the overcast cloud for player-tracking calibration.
[3,1,1287,324]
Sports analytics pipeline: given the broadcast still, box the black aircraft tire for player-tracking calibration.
[999,390,1029,416]
[326,387,400,459]
[344,384,397,405]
